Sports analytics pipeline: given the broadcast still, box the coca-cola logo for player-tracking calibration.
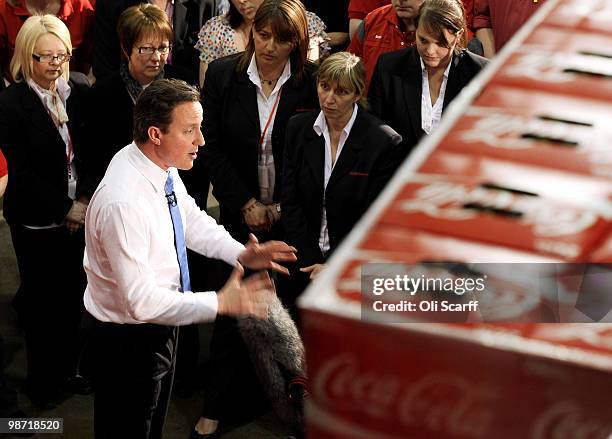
[313,353,496,437]
[504,49,574,83]
[532,401,612,439]
[399,181,598,238]
[459,107,596,153]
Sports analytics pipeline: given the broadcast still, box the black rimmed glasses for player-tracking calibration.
[137,45,172,56]
[32,53,71,63]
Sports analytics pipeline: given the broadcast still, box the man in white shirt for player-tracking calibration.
[83,79,296,439]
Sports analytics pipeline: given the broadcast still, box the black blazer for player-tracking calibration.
[83,65,196,198]
[201,54,319,242]
[92,0,220,80]
[369,47,488,157]
[0,77,89,226]
[282,109,403,268]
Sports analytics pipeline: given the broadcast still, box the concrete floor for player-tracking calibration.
[0,198,290,439]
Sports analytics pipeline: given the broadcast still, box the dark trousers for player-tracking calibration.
[8,223,85,404]
[91,318,178,439]
[0,335,18,417]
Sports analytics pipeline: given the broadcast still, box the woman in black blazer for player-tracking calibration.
[192,1,318,437]
[281,51,403,308]
[200,0,319,246]
[0,15,89,408]
[369,0,488,158]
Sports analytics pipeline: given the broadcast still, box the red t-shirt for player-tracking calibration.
[348,4,416,89]
[472,0,545,52]
[348,0,391,20]
[0,150,7,178]
[0,0,94,80]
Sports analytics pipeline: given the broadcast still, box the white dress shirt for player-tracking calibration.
[83,143,245,326]
[312,104,359,255]
[420,56,452,134]
[247,54,291,203]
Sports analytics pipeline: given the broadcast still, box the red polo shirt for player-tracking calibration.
[348,0,391,20]
[0,150,7,178]
[472,0,545,53]
[0,0,94,80]
[348,4,416,89]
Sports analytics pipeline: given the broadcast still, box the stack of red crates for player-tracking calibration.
[299,0,612,437]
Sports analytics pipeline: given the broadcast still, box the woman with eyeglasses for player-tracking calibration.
[0,14,90,409]
[83,3,196,194]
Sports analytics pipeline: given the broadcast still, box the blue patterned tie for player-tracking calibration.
[165,173,191,293]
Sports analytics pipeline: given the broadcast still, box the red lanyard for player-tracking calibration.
[258,89,283,152]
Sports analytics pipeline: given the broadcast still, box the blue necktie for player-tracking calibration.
[165,173,191,293]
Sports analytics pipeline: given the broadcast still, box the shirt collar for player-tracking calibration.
[419,54,453,78]
[128,142,172,194]
[313,104,359,138]
[246,53,292,91]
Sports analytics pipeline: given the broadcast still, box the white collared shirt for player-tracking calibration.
[83,143,245,326]
[246,54,292,203]
[420,56,452,135]
[312,104,359,254]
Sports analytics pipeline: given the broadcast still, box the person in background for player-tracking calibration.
[472,0,545,58]
[194,2,318,435]
[92,0,221,81]
[84,3,196,196]
[281,52,402,312]
[196,0,329,87]
[0,15,90,409]
[0,0,94,82]
[348,0,390,39]
[348,0,424,89]
[83,78,295,439]
[0,150,7,198]
[369,0,487,157]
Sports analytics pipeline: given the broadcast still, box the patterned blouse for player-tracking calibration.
[195,12,330,64]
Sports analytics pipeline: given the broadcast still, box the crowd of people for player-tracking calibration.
[0,0,545,438]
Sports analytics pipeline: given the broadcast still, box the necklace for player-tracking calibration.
[260,76,280,86]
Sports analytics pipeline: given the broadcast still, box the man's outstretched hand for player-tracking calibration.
[238,234,297,276]
[217,264,275,319]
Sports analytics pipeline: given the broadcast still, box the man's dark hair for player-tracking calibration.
[133,79,200,144]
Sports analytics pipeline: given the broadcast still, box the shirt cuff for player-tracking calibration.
[191,291,219,322]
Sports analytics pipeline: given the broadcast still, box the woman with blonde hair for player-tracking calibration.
[0,14,90,408]
[281,51,403,307]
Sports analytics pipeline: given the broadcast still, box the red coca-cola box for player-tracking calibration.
[335,225,573,324]
[419,151,612,210]
[490,26,612,103]
[543,0,612,36]
[375,174,610,260]
[300,280,612,438]
[429,85,612,180]
[590,232,612,263]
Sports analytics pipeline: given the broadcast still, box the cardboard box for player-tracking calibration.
[430,85,612,180]
[490,26,612,103]
[543,0,612,36]
[374,174,610,260]
[301,276,612,438]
